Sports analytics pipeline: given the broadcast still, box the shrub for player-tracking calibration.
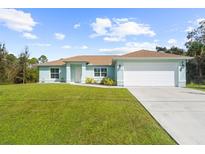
[101,77,116,86]
[85,77,96,84]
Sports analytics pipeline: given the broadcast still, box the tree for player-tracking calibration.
[186,20,205,47]
[0,42,47,84]
[38,55,48,64]
[29,57,39,65]
[185,20,205,82]
[26,67,38,83]
[16,47,30,84]
[0,43,8,83]
[169,46,185,55]
[5,54,18,83]
[27,57,39,83]
[156,46,185,55]
[156,46,167,52]
[186,41,205,82]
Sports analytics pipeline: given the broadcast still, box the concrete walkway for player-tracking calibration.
[128,87,205,145]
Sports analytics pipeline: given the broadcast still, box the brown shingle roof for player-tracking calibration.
[38,59,65,66]
[38,55,118,66]
[38,50,190,66]
[121,50,181,57]
[63,55,118,65]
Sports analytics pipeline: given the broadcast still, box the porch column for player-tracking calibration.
[81,63,86,83]
[66,63,71,83]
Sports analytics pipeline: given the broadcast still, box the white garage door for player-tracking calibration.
[124,62,176,86]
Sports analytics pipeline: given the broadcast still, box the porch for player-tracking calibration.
[66,62,86,83]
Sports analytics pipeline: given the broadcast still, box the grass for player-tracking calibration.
[0,84,175,144]
[187,83,205,92]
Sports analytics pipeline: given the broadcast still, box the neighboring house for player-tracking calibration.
[38,50,192,87]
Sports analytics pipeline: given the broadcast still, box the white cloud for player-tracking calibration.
[54,33,65,40]
[22,32,38,40]
[90,18,112,37]
[80,45,88,49]
[62,45,71,49]
[112,18,130,23]
[103,37,124,42]
[73,23,80,29]
[167,39,177,46]
[90,17,155,42]
[30,43,51,47]
[185,26,194,32]
[0,9,37,32]
[98,41,157,54]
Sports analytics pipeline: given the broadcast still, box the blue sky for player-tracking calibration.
[0,8,205,60]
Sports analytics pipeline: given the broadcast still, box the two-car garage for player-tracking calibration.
[114,50,191,87]
[123,62,178,87]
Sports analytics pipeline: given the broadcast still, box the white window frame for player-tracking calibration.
[94,67,108,77]
[50,67,60,79]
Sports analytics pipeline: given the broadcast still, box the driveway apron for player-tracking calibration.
[128,87,205,145]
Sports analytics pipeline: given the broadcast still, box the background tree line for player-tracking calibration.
[0,44,48,84]
[156,20,205,84]
[1,20,205,85]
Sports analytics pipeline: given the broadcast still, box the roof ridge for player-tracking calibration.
[122,49,156,56]
[63,55,118,59]
[68,54,118,56]
[121,49,183,57]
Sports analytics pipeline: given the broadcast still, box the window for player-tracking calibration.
[50,68,59,79]
[94,68,100,77]
[101,68,107,77]
[94,67,107,77]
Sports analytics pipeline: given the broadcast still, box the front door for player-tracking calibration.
[74,65,82,83]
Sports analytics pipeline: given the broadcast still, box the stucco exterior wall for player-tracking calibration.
[39,59,187,87]
[178,59,186,87]
[39,64,115,84]
[115,60,124,86]
[86,65,115,83]
[39,65,66,83]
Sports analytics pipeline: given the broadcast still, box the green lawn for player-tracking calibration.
[0,84,175,144]
[187,83,205,92]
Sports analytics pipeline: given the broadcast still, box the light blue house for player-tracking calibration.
[38,50,192,87]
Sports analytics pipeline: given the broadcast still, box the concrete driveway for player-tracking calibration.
[128,87,205,145]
